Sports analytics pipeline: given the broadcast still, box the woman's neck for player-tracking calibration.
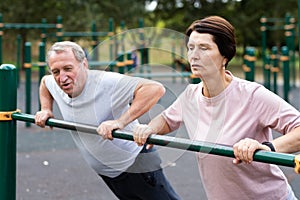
[202,71,232,98]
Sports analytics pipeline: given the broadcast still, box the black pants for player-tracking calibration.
[99,146,181,200]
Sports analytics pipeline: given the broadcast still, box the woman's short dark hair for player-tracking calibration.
[185,16,236,67]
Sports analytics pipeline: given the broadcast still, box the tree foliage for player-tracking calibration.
[0,0,299,59]
[151,0,298,48]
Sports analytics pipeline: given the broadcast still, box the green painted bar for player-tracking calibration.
[38,42,46,83]
[11,112,296,168]
[91,21,98,61]
[3,23,57,29]
[117,53,125,74]
[0,13,3,65]
[24,42,31,127]
[248,47,255,82]
[0,64,17,200]
[108,18,114,71]
[16,35,22,87]
[56,15,63,42]
[260,16,267,88]
[41,18,47,44]
[132,72,192,78]
[126,52,133,72]
[271,46,278,94]
[38,42,46,110]
[282,46,290,102]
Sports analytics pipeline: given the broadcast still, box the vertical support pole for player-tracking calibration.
[0,64,17,200]
[126,52,133,72]
[281,46,290,102]
[242,47,255,82]
[285,13,295,87]
[243,47,250,81]
[139,18,144,74]
[171,35,176,83]
[260,16,267,87]
[41,18,47,45]
[117,52,125,74]
[120,20,125,53]
[91,21,98,61]
[248,47,256,82]
[38,42,46,83]
[109,18,114,71]
[16,34,22,87]
[38,42,46,110]
[265,55,271,90]
[56,15,63,42]
[271,46,279,94]
[24,42,32,127]
[0,13,3,65]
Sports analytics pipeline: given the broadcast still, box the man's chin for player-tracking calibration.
[62,88,73,97]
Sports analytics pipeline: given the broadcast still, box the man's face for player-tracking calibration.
[48,48,88,97]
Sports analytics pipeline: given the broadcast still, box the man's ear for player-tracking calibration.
[83,58,89,69]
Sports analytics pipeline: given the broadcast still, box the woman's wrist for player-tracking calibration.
[262,142,276,152]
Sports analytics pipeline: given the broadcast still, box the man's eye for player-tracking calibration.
[52,71,59,75]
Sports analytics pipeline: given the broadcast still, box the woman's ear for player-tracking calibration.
[222,57,228,67]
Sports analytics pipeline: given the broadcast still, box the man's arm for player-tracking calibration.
[35,75,54,128]
[96,80,165,140]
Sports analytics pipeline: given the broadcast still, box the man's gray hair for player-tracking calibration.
[46,41,86,66]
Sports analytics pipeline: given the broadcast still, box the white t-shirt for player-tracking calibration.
[162,71,300,200]
[45,70,143,178]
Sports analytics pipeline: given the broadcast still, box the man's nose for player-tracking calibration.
[59,72,68,83]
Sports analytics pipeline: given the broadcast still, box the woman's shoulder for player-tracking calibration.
[182,83,202,97]
[233,76,266,92]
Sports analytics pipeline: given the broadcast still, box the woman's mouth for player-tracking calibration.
[191,64,201,69]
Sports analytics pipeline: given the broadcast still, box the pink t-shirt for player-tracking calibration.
[162,71,300,200]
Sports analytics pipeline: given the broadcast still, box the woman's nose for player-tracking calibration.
[189,50,200,61]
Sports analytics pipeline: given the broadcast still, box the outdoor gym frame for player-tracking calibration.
[0,64,299,200]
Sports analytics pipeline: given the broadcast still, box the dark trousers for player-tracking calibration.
[99,146,181,200]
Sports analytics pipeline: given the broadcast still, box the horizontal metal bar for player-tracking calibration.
[12,112,296,168]
[4,23,57,29]
[60,32,111,37]
[132,72,192,78]
[88,61,117,67]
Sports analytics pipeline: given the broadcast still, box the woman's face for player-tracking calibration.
[187,31,227,79]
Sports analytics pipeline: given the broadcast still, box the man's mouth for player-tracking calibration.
[61,82,72,90]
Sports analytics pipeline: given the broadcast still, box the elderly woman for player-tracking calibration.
[133,16,300,200]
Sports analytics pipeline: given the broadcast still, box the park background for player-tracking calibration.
[1,0,300,200]
[1,0,299,68]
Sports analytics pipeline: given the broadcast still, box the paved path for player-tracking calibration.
[16,68,300,199]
